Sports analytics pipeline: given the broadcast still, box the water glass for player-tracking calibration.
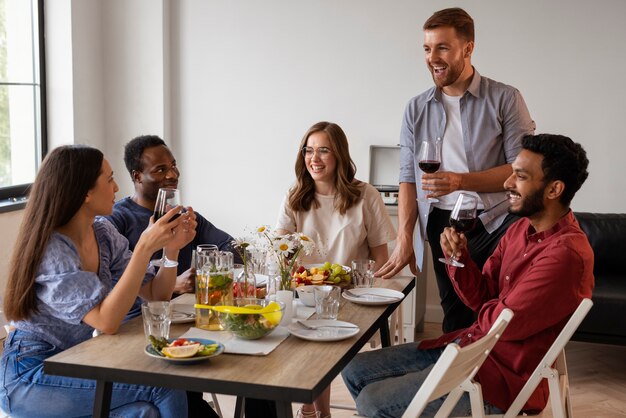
[141,301,172,342]
[314,285,340,320]
[351,259,376,288]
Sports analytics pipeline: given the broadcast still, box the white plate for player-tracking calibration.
[144,338,225,364]
[341,288,404,306]
[288,320,360,342]
[171,304,196,324]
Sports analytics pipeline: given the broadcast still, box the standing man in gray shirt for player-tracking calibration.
[377,7,535,333]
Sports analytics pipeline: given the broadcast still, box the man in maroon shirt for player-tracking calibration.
[342,134,593,417]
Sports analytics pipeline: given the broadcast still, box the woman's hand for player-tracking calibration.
[440,227,467,259]
[136,205,185,255]
[166,207,197,252]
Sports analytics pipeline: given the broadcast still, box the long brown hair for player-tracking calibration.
[288,121,361,215]
[4,145,104,320]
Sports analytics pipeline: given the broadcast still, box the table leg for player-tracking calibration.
[275,400,294,418]
[235,396,245,418]
[380,318,391,348]
[93,380,112,418]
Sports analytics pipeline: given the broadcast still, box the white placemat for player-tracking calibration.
[179,301,315,356]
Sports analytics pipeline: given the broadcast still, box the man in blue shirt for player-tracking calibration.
[378,8,536,333]
[108,135,239,304]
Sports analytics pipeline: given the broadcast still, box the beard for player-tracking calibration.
[430,59,466,89]
[508,187,545,217]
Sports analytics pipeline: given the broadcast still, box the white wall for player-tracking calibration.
[170,0,626,238]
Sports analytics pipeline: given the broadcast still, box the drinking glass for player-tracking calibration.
[417,138,442,203]
[314,285,341,320]
[141,301,172,343]
[438,193,478,268]
[351,259,376,288]
[151,188,182,268]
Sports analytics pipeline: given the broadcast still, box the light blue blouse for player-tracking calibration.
[12,217,155,350]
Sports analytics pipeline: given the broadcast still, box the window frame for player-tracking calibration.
[0,0,47,213]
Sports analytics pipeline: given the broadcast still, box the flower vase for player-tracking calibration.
[235,262,257,299]
[276,289,294,325]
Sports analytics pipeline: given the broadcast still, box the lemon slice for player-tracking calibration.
[161,343,200,358]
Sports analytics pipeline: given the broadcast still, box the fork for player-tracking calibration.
[296,320,358,330]
[344,289,400,300]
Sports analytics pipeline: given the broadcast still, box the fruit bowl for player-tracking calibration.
[215,298,284,340]
[292,262,352,289]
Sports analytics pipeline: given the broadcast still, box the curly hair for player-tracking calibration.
[123,135,166,178]
[522,134,589,206]
[288,122,362,215]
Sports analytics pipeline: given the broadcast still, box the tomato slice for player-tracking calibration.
[171,338,188,347]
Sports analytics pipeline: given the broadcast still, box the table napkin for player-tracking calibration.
[179,300,316,356]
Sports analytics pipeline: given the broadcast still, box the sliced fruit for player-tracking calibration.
[162,343,201,358]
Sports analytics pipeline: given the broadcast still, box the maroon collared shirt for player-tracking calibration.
[419,211,594,413]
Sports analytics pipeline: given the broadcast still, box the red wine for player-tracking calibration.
[154,212,181,222]
[450,217,477,233]
[419,160,440,173]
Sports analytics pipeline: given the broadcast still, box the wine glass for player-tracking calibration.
[151,188,181,268]
[417,138,442,203]
[438,193,478,268]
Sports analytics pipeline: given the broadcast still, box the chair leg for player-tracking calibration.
[210,393,223,418]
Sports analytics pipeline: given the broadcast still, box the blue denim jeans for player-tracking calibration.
[341,342,504,418]
[0,330,187,418]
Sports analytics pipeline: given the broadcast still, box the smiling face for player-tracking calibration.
[304,131,337,186]
[85,159,119,216]
[133,145,179,204]
[504,150,548,218]
[423,26,474,95]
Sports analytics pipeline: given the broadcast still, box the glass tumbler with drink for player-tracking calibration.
[438,193,478,268]
[195,250,234,330]
[351,259,376,288]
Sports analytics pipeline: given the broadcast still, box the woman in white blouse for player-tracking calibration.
[276,121,396,418]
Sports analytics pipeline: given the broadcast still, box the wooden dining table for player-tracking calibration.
[44,275,415,418]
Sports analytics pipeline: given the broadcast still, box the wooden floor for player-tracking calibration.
[213,322,626,417]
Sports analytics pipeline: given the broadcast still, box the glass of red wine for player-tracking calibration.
[438,193,478,268]
[417,138,442,203]
[151,187,181,268]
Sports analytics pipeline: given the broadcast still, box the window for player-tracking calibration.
[0,0,46,211]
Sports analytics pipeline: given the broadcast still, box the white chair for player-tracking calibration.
[402,308,514,418]
[484,298,593,418]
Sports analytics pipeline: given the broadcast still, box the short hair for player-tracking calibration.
[123,135,166,177]
[423,7,475,42]
[522,134,589,206]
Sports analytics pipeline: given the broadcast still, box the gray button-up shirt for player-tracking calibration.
[399,69,535,269]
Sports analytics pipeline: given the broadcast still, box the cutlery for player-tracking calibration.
[343,289,400,300]
[296,320,358,330]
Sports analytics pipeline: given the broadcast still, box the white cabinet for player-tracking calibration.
[386,205,426,343]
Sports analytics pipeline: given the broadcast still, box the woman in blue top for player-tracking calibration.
[1,145,196,417]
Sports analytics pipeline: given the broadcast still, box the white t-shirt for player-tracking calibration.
[275,182,396,266]
[437,92,483,210]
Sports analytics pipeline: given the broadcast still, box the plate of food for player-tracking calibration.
[288,320,360,342]
[292,262,351,288]
[145,337,224,364]
[171,304,196,324]
[341,287,404,306]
